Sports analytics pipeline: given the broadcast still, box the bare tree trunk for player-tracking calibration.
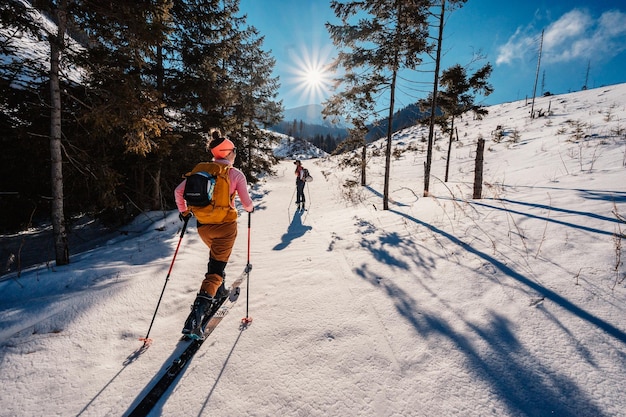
[444,116,454,182]
[361,141,366,186]
[473,138,485,199]
[424,0,445,196]
[247,122,253,178]
[530,29,543,119]
[50,0,69,266]
[383,68,397,210]
[152,43,165,211]
[152,167,162,210]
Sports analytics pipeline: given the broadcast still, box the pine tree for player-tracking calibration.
[438,63,493,182]
[63,0,176,215]
[7,0,76,265]
[0,0,282,236]
[167,0,243,133]
[327,0,430,210]
[0,1,56,233]
[49,0,70,265]
[226,25,282,181]
[423,0,468,196]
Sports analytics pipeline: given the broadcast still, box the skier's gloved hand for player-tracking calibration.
[179,211,192,222]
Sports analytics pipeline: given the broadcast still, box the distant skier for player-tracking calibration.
[175,129,254,339]
[294,160,306,211]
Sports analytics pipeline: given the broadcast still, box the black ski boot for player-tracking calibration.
[182,291,213,338]
[215,281,228,302]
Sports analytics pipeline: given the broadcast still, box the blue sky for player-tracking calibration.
[240,0,626,111]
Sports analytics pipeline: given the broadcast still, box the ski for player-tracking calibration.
[127,271,246,417]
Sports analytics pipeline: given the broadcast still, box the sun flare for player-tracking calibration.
[287,45,335,105]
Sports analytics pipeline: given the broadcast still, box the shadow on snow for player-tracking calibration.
[352,206,624,417]
[272,210,312,251]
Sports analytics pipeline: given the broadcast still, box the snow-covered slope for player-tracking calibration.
[270,130,329,160]
[0,83,625,417]
[0,0,84,88]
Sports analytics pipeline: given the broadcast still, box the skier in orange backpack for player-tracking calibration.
[175,129,254,338]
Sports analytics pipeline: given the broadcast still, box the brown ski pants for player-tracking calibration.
[196,220,238,297]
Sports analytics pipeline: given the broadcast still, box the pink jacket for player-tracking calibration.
[174,159,254,213]
[295,165,304,181]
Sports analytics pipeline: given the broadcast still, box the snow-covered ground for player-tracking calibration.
[1,83,625,417]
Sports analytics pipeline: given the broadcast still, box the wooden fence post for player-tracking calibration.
[473,138,485,199]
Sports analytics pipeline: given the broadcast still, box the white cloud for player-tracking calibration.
[496,8,626,66]
[495,27,535,66]
[542,9,590,51]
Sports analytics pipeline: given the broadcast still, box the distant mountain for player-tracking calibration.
[282,104,348,129]
[272,102,432,151]
[270,104,350,152]
[366,103,430,142]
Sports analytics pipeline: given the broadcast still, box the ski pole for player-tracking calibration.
[139,216,190,346]
[242,211,253,325]
[289,186,296,206]
[288,186,296,218]
[306,181,311,210]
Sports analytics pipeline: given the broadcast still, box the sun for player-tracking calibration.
[287,45,335,105]
[302,66,326,89]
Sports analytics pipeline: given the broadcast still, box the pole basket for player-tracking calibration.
[138,337,153,347]
[240,316,253,329]
[240,212,253,330]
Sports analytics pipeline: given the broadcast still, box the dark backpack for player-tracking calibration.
[183,171,216,207]
[303,168,313,182]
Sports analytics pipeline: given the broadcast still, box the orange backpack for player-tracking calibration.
[184,162,237,224]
